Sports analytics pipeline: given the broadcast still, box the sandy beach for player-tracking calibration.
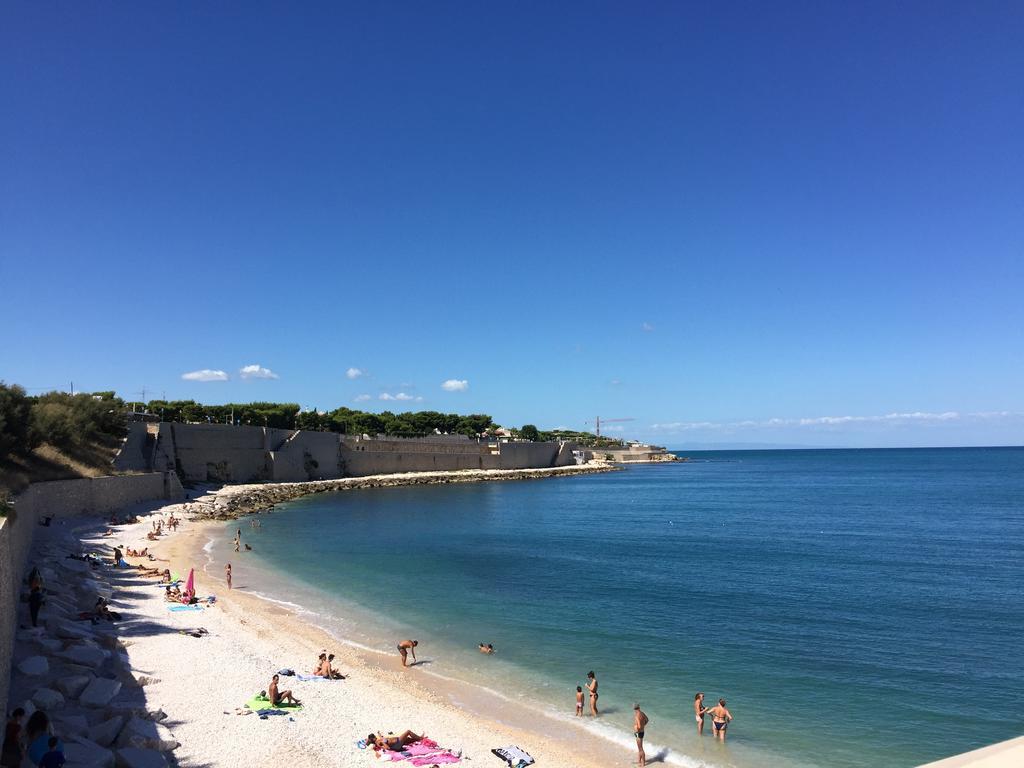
[15,474,645,768]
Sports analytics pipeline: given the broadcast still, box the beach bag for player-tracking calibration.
[491,746,534,767]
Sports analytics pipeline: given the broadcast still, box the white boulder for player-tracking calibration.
[31,687,65,709]
[56,675,92,699]
[52,714,89,739]
[64,736,115,768]
[117,718,178,752]
[79,678,122,707]
[89,716,125,748]
[17,655,49,676]
[59,645,109,667]
[114,748,167,768]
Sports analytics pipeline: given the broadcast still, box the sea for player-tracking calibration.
[201,447,1024,768]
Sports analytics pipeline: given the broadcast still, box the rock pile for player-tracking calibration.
[195,463,619,520]
[6,530,180,768]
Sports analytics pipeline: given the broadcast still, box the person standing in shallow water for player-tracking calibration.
[633,704,649,767]
[586,671,599,715]
[224,563,232,590]
[694,692,708,735]
[707,698,733,740]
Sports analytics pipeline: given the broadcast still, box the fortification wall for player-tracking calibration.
[0,514,35,724]
[123,423,581,482]
[171,423,271,483]
[271,431,344,481]
[0,472,181,715]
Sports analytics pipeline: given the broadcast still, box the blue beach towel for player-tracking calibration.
[167,604,203,612]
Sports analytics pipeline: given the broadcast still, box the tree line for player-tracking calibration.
[0,383,127,459]
[1,382,621,466]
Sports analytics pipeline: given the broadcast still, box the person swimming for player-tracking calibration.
[478,643,494,654]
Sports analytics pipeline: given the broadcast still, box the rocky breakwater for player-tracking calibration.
[7,527,180,768]
[193,462,620,520]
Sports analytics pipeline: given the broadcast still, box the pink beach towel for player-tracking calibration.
[383,738,460,765]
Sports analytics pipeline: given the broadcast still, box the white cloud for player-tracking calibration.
[609,378,622,386]
[380,392,423,402]
[604,425,626,433]
[650,411,972,432]
[181,369,229,382]
[354,394,372,402]
[239,364,279,380]
[346,367,365,380]
[441,379,469,392]
[641,322,655,332]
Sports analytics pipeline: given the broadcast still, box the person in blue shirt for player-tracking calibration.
[38,737,64,768]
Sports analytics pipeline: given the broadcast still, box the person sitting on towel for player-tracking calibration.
[323,653,345,679]
[269,674,300,707]
[367,730,421,751]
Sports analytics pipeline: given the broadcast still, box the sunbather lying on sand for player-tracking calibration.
[135,565,165,577]
[367,730,422,751]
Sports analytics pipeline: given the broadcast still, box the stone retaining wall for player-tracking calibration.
[1,473,183,715]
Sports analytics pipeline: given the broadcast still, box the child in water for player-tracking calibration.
[575,686,584,716]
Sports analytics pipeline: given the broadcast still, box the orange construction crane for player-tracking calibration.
[585,416,635,440]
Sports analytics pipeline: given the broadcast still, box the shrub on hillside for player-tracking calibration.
[0,382,35,457]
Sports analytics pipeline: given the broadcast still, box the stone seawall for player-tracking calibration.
[115,422,583,483]
[0,472,184,715]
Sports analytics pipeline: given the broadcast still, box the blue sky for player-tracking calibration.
[2,2,1022,448]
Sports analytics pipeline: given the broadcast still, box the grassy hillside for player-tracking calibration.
[0,433,126,498]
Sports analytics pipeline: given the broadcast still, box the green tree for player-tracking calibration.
[519,424,540,441]
[0,382,34,456]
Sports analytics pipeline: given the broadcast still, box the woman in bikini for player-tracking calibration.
[367,730,422,751]
[586,671,599,715]
[694,692,708,735]
[707,698,733,740]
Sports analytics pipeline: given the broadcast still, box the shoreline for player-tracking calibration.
[128,485,639,768]
[8,465,662,768]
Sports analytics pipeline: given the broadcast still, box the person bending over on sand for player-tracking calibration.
[694,692,708,735]
[707,698,732,740]
[397,639,418,667]
[268,674,300,706]
[586,671,599,715]
[367,731,422,751]
[633,704,649,767]
[478,643,494,654]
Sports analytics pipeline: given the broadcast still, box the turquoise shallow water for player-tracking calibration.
[213,448,1024,768]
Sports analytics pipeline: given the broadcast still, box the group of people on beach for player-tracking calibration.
[572,672,733,766]
[312,651,345,679]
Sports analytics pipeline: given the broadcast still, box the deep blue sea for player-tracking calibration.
[209,448,1024,768]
